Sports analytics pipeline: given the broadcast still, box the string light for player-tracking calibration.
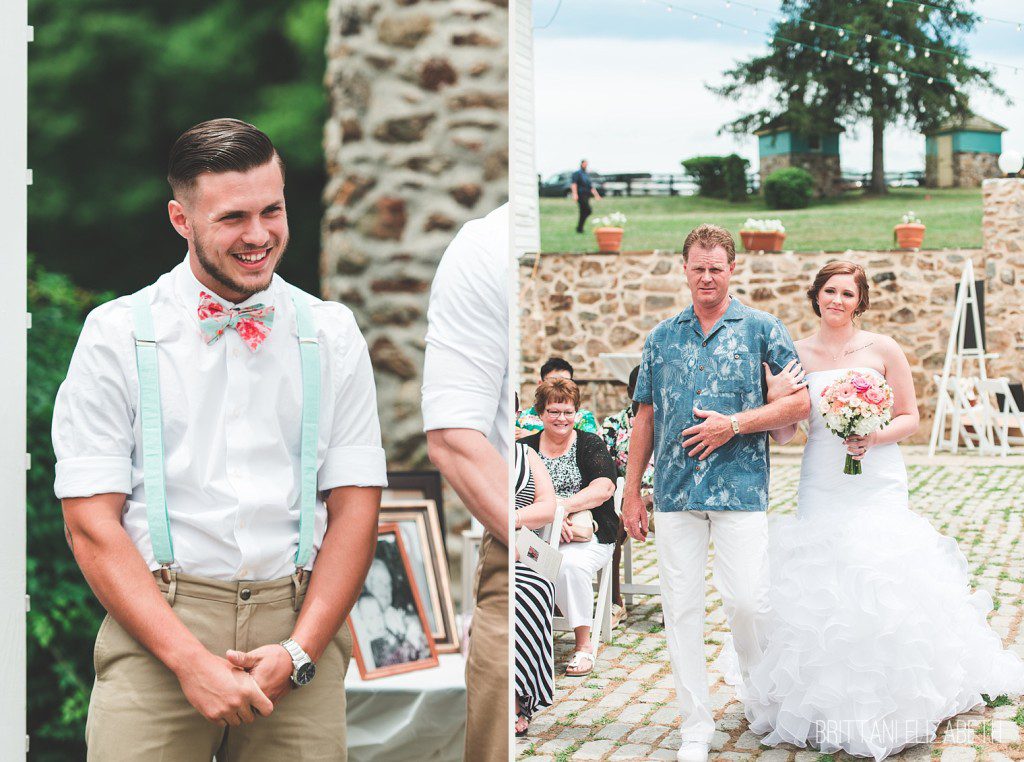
[639,0,962,86]
[895,43,901,51]
[927,76,934,84]
[809,22,816,30]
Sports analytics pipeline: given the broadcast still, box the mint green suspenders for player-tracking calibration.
[131,284,320,573]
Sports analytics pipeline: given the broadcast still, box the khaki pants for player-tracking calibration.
[85,571,352,761]
[464,532,509,762]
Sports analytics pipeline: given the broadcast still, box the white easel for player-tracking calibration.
[928,260,1000,455]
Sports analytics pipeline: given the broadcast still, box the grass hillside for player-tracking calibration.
[541,187,983,253]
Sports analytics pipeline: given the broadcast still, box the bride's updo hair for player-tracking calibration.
[807,261,870,317]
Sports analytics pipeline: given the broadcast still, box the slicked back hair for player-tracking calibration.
[167,118,284,204]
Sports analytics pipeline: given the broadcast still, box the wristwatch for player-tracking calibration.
[280,638,316,688]
[729,415,740,435]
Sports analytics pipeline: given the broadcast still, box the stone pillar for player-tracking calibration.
[982,178,1024,359]
[322,0,509,467]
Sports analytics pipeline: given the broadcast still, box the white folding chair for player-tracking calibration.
[975,378,1024,455]
[550,503,614,653]
[616,477,660,605]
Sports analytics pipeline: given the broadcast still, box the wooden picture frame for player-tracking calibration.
[383,470,446,539]
[379,499,460,654]
[348,523,439,680]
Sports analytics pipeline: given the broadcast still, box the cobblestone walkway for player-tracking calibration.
[517,456,1024,762]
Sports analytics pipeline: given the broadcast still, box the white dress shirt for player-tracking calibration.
[422,203,511,460]
[53,257,387,581]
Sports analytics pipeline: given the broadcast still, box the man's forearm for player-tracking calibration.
[292,486,381,662]
[427,428,509,545]
[737,389,810,434]
[63,495,207,675]
[625,406,654,496]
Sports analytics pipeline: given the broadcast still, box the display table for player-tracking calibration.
[345,652,467,761]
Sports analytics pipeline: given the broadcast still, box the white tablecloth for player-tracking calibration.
[345,653,466,761]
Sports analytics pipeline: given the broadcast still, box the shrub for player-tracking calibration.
[763,167,815,209]
[27,258,112,760]
[681,154,750,202]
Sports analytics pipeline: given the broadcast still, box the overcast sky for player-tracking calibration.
[532,0,1024,176]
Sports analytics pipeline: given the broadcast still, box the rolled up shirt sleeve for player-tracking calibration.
[317,307,388,490]
[421,224,508,436]
[53,305,136,499]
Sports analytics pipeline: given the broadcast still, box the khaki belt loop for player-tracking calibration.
[162,566,178,606]
[292,567,305,611]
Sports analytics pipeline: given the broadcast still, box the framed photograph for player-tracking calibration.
[380,499,460,654]
[348,523,439,680]
[383,470,446,539]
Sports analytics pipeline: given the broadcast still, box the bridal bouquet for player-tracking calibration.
[819,371,894,475]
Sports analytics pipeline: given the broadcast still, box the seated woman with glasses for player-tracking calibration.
[521,378,617,677]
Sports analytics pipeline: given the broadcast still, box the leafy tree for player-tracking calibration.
[26,259,112,760]
[710,0,1003,193]
[28,0,329,295]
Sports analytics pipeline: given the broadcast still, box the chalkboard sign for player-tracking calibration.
[954,279,986,350]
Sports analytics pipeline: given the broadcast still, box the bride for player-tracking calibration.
[725,260,1024,760]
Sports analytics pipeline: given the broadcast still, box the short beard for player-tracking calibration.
[192,227,287,300]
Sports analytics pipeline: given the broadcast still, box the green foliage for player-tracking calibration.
[27,258,112,760]
[710,0,1004,190]
[28,0,329,297]
[763,167,815,209]
[681,154,750,202]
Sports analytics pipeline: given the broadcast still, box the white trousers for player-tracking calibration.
[655,510,771,744]
[554,537,615,630]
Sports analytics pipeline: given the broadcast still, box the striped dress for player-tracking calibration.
[514,442,555,720]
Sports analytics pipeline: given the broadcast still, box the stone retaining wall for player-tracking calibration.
[519,179,1024,444]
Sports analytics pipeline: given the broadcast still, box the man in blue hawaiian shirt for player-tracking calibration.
[622,224,810,762]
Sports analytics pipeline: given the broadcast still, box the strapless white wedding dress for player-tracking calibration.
[724,367,1024,761]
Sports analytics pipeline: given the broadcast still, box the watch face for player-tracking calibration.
[296,662,316,686]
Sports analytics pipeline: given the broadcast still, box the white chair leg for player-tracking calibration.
[623,534,634,607]
[592,558,613,651]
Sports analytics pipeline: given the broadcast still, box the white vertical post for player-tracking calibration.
[0,0,29,756]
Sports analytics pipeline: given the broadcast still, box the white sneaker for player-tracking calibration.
[676,741,710,762]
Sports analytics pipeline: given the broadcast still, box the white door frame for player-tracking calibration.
[0,0,29,756]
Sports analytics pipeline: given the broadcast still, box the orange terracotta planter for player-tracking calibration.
[594,226,624,252]
[740,230,786,252]
[894,223,926,250]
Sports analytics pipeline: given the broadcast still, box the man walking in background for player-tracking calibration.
[423,203,511,761]
[572,159,601,233]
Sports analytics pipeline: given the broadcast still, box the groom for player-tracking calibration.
[622,224,809,762]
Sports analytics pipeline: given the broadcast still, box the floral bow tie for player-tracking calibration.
[197,291,275,351]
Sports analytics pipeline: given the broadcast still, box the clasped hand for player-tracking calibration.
[176,643,293,727]
[680,408,735,461]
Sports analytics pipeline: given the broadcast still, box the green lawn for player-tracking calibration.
[541,187,983,253]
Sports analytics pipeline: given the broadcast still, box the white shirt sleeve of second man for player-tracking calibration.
[421,221,509,436]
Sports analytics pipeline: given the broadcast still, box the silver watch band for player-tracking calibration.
[281,638,310,666]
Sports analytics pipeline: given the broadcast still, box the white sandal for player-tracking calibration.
[565,649,595,676]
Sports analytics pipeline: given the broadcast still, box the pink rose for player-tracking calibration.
[852,376,872,393]
[864,388,885,405]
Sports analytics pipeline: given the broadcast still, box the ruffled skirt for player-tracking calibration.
[722,504,1024,760]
